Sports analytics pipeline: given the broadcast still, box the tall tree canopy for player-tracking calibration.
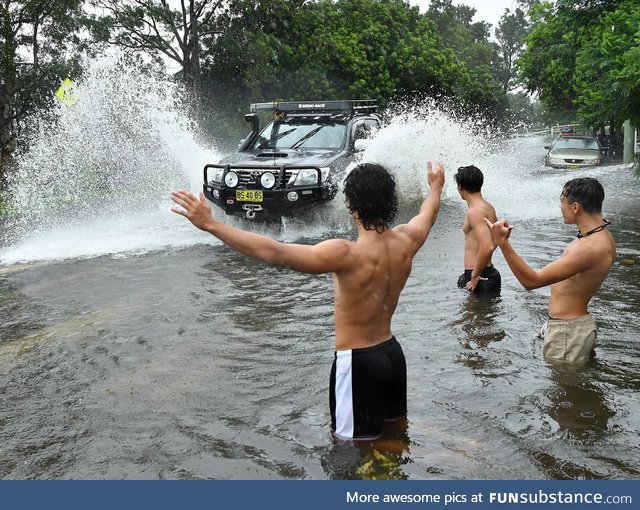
[199,0,508,142]
[89,0,225,94]
[518,0,639,129]
[0,0,85,184]
[493,7,529,93]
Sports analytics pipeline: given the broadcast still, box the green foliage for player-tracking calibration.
[519,0,640,131]
[518,1,580,113]
[493,7,529,92]
[199,0,510,144]
[1,0,86,185]
[574,0,640,128]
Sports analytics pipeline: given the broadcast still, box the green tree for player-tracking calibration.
[493,7,529,92]
[573,0,640,129]
[518,0,636,131]
[200,0,507,144]
[89,0,224,95]
[1,0,84,185]
[517,1,580,116]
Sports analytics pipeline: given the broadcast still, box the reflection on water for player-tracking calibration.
[322,419,411,480]
[544,363,616,441]
[0,64,639,479]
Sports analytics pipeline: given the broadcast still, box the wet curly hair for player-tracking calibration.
[343,163,398,232]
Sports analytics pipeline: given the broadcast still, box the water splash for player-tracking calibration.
[1,51,218,264]
[0,66,622,266]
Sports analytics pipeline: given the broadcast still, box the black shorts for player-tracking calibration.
[457,266,501,296]
[329,337,407,440]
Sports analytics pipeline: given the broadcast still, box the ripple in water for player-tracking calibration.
[2,58,620,266]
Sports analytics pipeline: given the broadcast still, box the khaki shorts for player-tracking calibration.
[540,314,597,364]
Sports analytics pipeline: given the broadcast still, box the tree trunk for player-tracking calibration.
[0,93,15,188]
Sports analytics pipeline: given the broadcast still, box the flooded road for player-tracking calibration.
[1,130,638,479]
[0,60,638,478]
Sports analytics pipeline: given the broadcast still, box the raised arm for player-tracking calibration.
[485,218,593,290]
[171,190,352,274]
[399,160,445,254]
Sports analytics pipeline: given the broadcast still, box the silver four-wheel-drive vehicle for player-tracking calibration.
[203,100,381,220]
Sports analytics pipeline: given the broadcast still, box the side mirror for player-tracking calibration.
[544,145,551,150]
[354,139,368,152]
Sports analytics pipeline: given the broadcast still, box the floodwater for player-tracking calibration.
[1,59,639,479]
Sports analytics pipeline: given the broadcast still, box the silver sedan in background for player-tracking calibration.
[545,135,603,169]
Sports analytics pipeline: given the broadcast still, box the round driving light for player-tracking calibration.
[213,190,220,199]
[286,191,299,202]
[224,171,239,187]
[260,172,276,189]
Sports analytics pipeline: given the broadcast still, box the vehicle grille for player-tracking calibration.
[234,168,296,188]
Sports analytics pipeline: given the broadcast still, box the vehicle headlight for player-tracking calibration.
[224,171,239,187]
[260,171,276,189]
[320,167,330,183]
[211,168,224,183]
[293,169,319,186]
[549,157,564,164]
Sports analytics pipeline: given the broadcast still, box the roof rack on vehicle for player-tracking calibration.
[250,99,377,116]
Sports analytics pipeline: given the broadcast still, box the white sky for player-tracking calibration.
[411,0,520,29]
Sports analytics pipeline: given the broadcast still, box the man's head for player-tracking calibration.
[454,165,483,193]
[343,163,398,232]
[561,177,605,215]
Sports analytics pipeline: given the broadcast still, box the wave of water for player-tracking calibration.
[1,52,219,264]
[0,55,623,266]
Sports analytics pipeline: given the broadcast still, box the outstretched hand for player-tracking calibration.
[171,190,215,231]
[427,160,445,190]
[484,217,513,248]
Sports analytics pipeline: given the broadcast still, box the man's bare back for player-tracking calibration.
[171,160,445,440]
[462,199,497,269]
[455,165,501,294]
[333,227,416,350]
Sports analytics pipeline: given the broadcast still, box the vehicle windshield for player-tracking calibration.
[252,121,346,150]
[553,138,599,150]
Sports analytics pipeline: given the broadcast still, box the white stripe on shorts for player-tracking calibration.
[334,350,354,439]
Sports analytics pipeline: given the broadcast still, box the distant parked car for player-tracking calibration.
[545,135,603,169]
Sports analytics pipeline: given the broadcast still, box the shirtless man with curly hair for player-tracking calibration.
[171,161,445,440]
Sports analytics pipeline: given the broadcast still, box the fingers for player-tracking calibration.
[427,160,444,172]
[484,217,514,230]
[170,207,187,217]
[171,190,199,206]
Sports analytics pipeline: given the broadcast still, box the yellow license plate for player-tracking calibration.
[567,164,579,170]
[236,190,263,202]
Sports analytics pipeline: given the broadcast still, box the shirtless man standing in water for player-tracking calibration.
[485,177,616,364]
[171,161,445,440]
[455,165,501,296]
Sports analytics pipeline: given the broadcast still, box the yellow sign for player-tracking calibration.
[55,78,79,106]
